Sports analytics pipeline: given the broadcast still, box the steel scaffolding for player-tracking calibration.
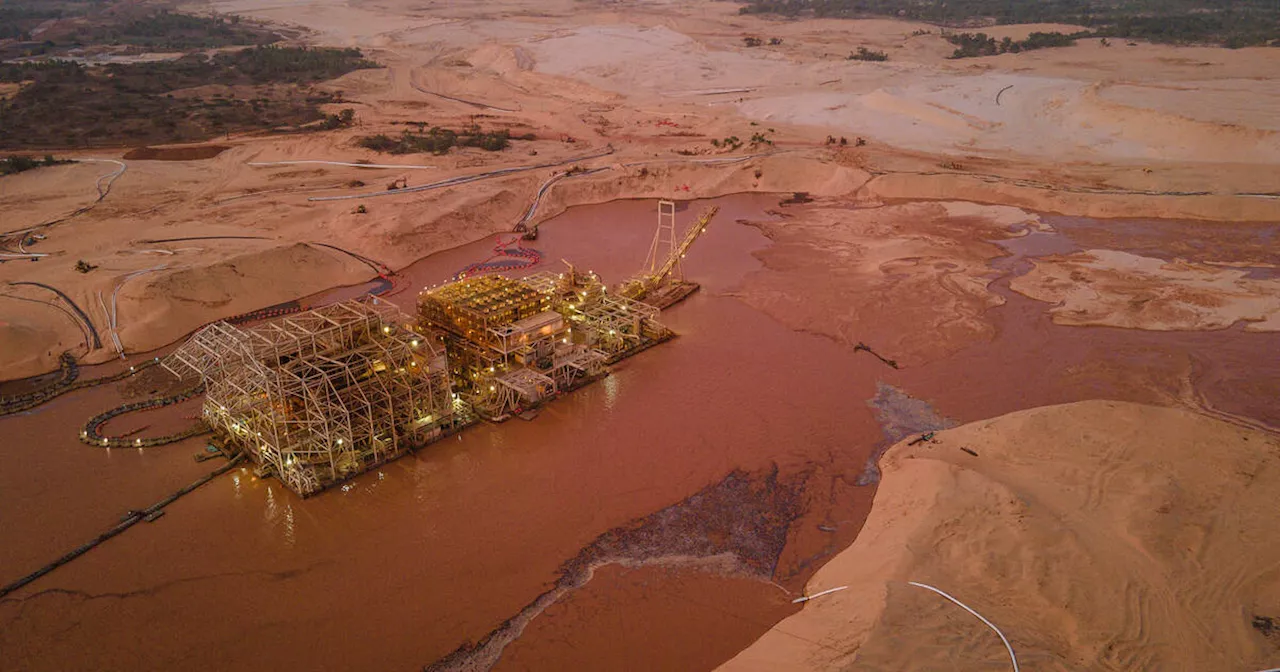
[419,274,610,418]
[163,300,455,496]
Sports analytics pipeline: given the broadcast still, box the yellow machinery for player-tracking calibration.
[616,201,718,304]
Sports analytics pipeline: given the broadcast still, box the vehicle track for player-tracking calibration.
[307,147,615,202]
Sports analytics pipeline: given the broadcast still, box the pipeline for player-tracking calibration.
[0,357,161,417]
[0,353,77,409]
[8,281,101,350]
[225,300,304,325]
[0,453,244,600]
[1,159,125,240]
[453,234,542,280]
[309,241,394,277]
[79,380,209,448]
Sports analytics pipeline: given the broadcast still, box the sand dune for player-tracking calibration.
[116,242,369,348]
[719,400,1280,671]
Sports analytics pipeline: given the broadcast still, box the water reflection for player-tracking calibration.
[282,501,296,547]
[260,484,298,546]
[602,373,620,414]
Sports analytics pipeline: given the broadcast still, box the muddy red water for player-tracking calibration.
[1,195,1275,672]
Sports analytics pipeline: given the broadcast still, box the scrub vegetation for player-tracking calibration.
[358,126,535,154]
[0,47,380,148]
[739,0,1280,48]
[0,154,73,176]
[1,2,278,57]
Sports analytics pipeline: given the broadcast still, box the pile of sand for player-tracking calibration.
[1011,249,1280,331]
[116,242,369,351]
[720,400,1280,670]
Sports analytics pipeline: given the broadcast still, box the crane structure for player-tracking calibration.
[618,201,718,306]
[644,200,679,277]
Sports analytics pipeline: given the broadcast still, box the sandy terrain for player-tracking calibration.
[0,0,1276,377]
[720,400,1280,671]
[1012,249,1280,332]
[3,1,1280,670]
[733,200,1040,366]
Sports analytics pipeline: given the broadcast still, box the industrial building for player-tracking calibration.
[417,273,607,420]
[163,301,457,496]
[160,201,719,496]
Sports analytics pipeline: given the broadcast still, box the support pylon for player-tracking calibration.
[645,200,678,280]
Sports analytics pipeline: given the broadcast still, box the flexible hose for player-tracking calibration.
[908,581,1019,672]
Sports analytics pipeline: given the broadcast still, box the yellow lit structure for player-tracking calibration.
[162,299,456,496]
[160,202,715,495]
[616,202,718,306]
[418,275,607,420]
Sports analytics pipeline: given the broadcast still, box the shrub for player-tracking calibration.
[848,47,888,61]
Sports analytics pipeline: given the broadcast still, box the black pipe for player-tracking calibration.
[0,454,244,600]
[8,282,101,349]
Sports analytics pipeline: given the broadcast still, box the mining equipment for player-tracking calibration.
[155,201,715,496]
[417,270,675,421]
[162,300,457,496]
[615,200,718,308]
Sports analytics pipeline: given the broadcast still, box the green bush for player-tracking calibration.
[848,47,888,61]
[0,154,72,176]
[739,0,1280,48]
[357,126,515,155]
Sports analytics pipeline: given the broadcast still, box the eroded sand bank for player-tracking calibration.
[720,400,1280,671]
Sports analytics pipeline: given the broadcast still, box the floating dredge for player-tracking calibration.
[151,201,718,496]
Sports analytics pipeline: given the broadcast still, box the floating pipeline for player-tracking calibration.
[454,234,542,280]
[79,380,210,448]
[0,453,245,600]
[225,300,303,326]
[0,356,163,417]
[223,274,395,326]
[0,353,77,410]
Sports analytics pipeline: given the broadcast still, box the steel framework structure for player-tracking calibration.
[522,266,670,357]
[163,300,455,496]
[644,199,679,277]
[419,274,610,418]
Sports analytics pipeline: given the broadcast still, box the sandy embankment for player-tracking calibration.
[720,400,1280,670]
[863,172,1280,222]
[1010,249,1280,331]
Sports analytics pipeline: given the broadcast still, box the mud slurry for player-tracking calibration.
[424,468,806,672]
[860,382,956,485]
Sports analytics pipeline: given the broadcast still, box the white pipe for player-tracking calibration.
[792,585,848,603]
[0,252,48,259]
[70,158,127,199]
[96,291,124,357]
[108,264,167,349]
[248,160,437,170]
[908,581,1019,672]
